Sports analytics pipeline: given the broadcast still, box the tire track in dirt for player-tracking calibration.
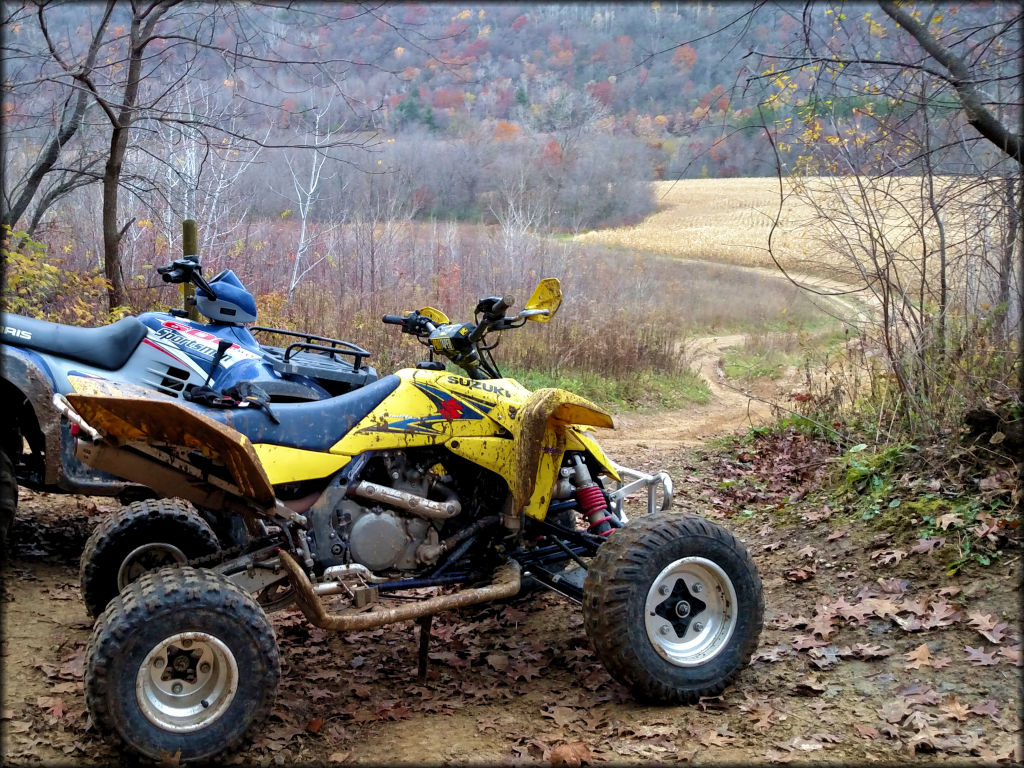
[599,266,876,456]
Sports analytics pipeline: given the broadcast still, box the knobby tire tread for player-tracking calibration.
[85,566,280,762]
[79,498,220,618]
[583,513,764,703]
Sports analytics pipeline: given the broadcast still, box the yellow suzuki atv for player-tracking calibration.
[62,278,764,762]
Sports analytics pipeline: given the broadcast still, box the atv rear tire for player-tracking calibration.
[583,513,763,703]
[0,449,16,551]
[86,566,279,762]
[80,499,221,618]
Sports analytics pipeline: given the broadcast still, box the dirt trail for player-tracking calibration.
[603,333,777,454]
[602,262,876,456]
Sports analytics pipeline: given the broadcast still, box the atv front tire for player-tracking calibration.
[80,499,221,618]
[85,566,279,763]
[583,513,763,703]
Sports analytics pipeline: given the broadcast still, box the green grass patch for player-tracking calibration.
[506,367,710,411]
[722,347,800,381]
[722,326,857,382]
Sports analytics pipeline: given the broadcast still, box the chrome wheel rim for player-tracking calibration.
[136,631,238,732]
[117,543,188,591]
[644,557,737,667]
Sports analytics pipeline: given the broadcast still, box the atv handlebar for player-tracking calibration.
[157,256,217,300]
[382,293,527,380]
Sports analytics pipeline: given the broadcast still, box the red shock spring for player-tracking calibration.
[576,485,613,536]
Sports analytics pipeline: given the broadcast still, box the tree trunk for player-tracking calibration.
[103,126,130,310]
[996,177,1017,339]
[1018,168,1024,400]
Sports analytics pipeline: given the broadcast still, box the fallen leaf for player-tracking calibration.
[851,643,892,659]
[486,653,510,671]
[328,752,351,764]
[854,724,879,739]
[792,678,826,696]
[964,646,999,666]
[923,601,961,629]
[877,578,910,594]
[543,706,579,728]
[784,736,823,752]
[698,726,736,747]
[903,709,938,732]
[791,634,827,650]
[752,645,791,663]
[785,564,816,582]
[869,549,906,566]
[904,644,934,670]
[897,683,941,706]
[808,646,840,669]
[876,700,909,724]
[899,597,931,616]
[907,725,950,752]
[825,529,847,541]
[809,611,836,640]
[999,645,1021,666]
[36,697,67,720]
[893,615,925,632]
[796,545,816,559]
[738,695,775,731]
[307,716,323,734]
[772,613,810,629]
[550,741,592,767]
[967,612,1009,644]
[940,696,970,722]
[936,513,963,530]
[909,537,945,555]
[968,700,1001,720]
[803,506,832,523]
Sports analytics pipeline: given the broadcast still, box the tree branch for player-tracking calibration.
[878,0,1022,165]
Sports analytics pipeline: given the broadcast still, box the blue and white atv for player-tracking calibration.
[1,255,377,554]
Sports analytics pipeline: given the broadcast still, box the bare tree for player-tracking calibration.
[1,1,113,233]
[2,1,417,311]
[279,100,345,302]
[744,1,1023,414]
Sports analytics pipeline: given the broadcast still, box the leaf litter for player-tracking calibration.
[3,429,1020,765]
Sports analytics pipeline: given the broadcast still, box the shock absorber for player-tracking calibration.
[569,455,614,536]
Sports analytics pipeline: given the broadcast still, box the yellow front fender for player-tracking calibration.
[511,388,613,520]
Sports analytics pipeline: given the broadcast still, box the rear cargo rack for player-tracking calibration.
[251,326,376,388]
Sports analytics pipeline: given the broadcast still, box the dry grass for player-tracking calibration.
[573,176,1008,300]
[573,178,823,272]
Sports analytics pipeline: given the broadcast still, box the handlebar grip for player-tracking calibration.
[382,314,406,325]
[160,268,184,283]
[491,295,513,316]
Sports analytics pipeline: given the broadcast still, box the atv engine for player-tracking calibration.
[306,453,461,573]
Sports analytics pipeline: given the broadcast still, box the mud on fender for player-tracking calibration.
[510,387,613,511]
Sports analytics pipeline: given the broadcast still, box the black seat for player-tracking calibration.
[203,374,401,452]
[1,313,148,371]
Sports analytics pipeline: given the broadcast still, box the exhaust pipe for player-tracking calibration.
[351,480,461,520]
[279,550,520,631]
